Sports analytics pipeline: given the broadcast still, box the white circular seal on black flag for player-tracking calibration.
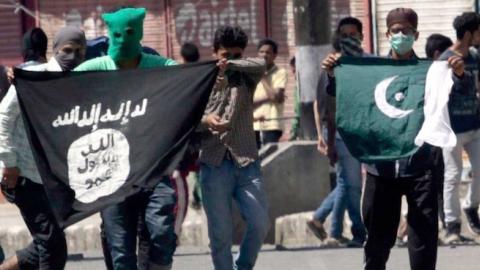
[68,129,130,203]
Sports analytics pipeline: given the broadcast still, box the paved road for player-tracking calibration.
[65,245,479,270]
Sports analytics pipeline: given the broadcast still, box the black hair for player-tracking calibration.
[181,42,200,63]
[425,34,453,59]
[337,17,363,34]
[22,27,48,62]
[453,12,480,39]
[213,26,248,52]
[257,38,278,54]
[290,56,295,67]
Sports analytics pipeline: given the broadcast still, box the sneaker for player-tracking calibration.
[347,238,364,248]
[463,208,480,235]
[444,222,461,245]
[444,222,475,245]
[395,236,407,247]
[306,220,327,241]
[323,236,350,248]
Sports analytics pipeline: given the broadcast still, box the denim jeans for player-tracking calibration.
[1,177,67,270]
[313,136,365,241]
[443,129,480,224]
[101,176,177,270]
[200,159,270,270]
[0,244,4,263]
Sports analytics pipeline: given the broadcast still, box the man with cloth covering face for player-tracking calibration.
[0,26,87,270]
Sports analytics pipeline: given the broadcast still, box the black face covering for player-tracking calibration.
[332,34,364,57]
[53,26,86,71]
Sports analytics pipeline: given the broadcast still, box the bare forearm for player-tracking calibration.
[326,97,336,144]
[313,100,324,139]
[253,97,271,108]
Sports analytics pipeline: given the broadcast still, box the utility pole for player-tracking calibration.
[293,0,331,140]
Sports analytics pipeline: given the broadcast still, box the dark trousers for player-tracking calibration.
[101,176,177,270]
[255,130,283,149]
[362,172,438,270]
[101,214,150,270]
[1,178,67,270]
[432,151,446,228]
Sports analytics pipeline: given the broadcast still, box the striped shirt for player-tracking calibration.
[199,58,265,167]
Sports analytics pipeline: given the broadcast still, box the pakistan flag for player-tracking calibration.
[335,57,456,163]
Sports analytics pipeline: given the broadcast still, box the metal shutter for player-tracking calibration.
[374,0,474,57]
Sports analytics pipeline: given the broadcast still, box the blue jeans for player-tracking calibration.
[101,176,177,270]
[313,137,365,241]
[200,159,270,270]
[0,245,3,263]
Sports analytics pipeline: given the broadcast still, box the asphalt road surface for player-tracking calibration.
[66,245,479,270]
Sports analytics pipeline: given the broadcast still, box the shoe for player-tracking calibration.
[444,222,475,245]
[463,208,480,235]
[444,222,461,245]
[395,236,407,247]
[323,236,350,248]
[347,238,364,248]
[444,233,475,245]
[306,220,327,241]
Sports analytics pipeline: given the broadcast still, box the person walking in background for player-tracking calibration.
[5,27,49,82]
[426,34,454,60]
[181,42,200,63]
[307,17,367,248]
[253,38,288,148]
[19,27,48,68]
[438,12,480,245]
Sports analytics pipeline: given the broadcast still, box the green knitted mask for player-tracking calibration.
[102,8,146,62]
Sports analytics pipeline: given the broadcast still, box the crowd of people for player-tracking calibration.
[0,4,479,270]
[306,8,480,270]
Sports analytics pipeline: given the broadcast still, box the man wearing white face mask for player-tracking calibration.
[308,17,368,248]
[318,8,464,270]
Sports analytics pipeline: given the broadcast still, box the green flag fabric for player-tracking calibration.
[335,57,453,163]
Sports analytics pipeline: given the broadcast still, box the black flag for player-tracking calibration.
[14,61,218,227]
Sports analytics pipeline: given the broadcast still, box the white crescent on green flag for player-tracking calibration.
[335,57,456,163]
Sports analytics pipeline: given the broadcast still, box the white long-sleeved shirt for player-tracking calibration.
[0,58,62,184]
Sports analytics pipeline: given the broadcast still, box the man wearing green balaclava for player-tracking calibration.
[76,7,175,71]
[75,7,177,270]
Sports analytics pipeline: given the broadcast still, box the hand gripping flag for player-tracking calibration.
[14,62,218,227]
[335,57,456,163]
